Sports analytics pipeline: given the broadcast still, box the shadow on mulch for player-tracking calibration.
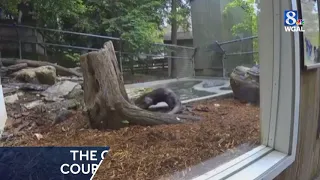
[2,98,260,180]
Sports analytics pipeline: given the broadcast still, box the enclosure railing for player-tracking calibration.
[206,35,259,78]
[0,23,196,82]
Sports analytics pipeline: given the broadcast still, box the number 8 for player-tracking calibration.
[286,11,296,25]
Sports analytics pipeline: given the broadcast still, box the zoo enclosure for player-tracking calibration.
[0,23,259,82]
[0,23,196,83]
[205,35,259,78]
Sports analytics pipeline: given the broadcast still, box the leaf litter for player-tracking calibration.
[1,98,260,180]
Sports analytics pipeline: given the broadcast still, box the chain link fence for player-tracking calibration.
[202,36,258,78]
[0,23,196,84]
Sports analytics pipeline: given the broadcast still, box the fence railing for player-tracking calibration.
[0,23,196,83]
[206,35,258,77]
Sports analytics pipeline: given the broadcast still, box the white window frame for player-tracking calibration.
[0,72,7,135]
[192,0,300,179]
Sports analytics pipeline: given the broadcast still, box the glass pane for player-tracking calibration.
[0,0,263,179]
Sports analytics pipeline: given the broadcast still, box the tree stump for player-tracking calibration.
[230,65,260,105]
[80,41,186,130]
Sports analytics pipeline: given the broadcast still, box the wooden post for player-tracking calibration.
[275,69,320,180]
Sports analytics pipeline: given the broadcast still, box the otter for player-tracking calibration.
[134,87,182,114]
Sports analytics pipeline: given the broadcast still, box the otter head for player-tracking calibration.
[144,97,153,106]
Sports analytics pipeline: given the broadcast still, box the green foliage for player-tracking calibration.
[224,0,258,35]
[224,0,259,63]
[97,0,167,52]
[3,0,190,61]
[3,0,21,15]
[64,51,81,62]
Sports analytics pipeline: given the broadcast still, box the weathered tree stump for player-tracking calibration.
[80,41,188,130]
[230,65,260,105]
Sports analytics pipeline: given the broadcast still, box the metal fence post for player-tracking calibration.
[119,39,123,73]
[14,25,22,59]
[191,47,197,77]
[215,41,226,78]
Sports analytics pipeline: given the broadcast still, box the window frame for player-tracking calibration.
[0,0,301,179]
[0,69,7,135]
[192,0,300,179]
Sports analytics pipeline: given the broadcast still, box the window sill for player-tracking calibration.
[192,145,294,180]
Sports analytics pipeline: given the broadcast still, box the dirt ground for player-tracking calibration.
[1,96,260,180]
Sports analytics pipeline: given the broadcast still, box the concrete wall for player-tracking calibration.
[191,0,255,77]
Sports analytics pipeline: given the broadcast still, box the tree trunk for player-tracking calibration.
[170,0,178,78]
[80,41,186,130]
[1,63,28,75]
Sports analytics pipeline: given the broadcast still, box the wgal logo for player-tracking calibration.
[284,10,305,32]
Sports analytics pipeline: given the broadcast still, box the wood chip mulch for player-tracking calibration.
[2,98,260,180]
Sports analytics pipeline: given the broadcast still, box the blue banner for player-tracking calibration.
[0,147,110,180]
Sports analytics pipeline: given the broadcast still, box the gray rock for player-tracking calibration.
[69,67,82,74]
[3,87,19,95]
[23,100,44,110]
[41,81,79,98]
[57,76,84,83]
[230,65,260,105]
[4,83,50,92]
[66,85,83,99]
[43,96,64,102]
[36,99,80,113]
[13,66,57,85]
[4,94,19,104]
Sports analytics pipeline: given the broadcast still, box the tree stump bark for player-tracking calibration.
[80,41,186,130]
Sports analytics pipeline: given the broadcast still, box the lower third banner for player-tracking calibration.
[0,146,110,180]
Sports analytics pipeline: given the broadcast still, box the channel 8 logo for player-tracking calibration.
[284,10,299,26]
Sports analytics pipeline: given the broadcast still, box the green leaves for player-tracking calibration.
[3,0,190,56]
[224,0,259,63]
[224,0,258,36]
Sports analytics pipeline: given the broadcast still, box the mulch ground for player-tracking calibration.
[1,98,260,180]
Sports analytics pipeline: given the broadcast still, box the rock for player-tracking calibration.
[66,85,83,99]
[37,99,80,113]
[2,87,18,95]
[69,67,82,74]
[43,96,64,102]
[230,65,260,105]
[4,94,19,104]
[57,76,84,83]
[13,66,57,85]
[4,83,50,93]
[41,81,79,99]
[22,100,44,110]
